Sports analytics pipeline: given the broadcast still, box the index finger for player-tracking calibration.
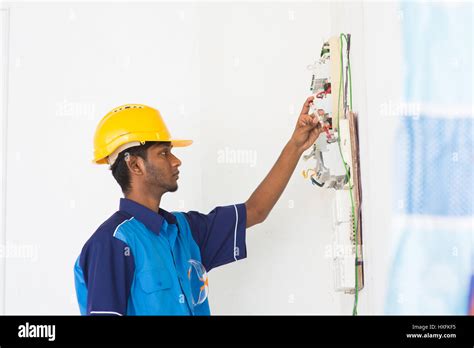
[300,95,315,115]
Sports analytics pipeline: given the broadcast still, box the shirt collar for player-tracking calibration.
[119,198,177,235]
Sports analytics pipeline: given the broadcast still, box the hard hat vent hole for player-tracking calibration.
[112,105,144,113]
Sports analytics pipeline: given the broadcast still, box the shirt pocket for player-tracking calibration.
[137,267,172,293]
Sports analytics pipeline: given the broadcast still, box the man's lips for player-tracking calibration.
[173,171,180,178]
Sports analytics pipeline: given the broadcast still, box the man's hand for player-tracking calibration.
[289,96,324,152]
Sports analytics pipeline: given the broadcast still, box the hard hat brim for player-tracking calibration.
[170,139,193,147]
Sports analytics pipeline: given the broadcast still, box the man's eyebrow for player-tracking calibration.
[155,143,172,149]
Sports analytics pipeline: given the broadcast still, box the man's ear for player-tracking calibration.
[125,153,145,176]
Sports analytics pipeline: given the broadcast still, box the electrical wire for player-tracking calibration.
[336,33,358,315]
[342,33,358,315]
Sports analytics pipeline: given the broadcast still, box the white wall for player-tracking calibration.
[328,1,403,314]
[197,1,339,314]
[3,2,203,314]
[0,7,10,315]
[0,1,402,315]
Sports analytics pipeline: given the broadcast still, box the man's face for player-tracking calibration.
[143,142,182,194]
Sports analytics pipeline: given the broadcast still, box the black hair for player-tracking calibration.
[110,141,164,194]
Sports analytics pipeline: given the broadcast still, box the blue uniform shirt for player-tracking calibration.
[74,198,247,315]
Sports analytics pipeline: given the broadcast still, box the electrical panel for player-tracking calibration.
[303,34,364,296]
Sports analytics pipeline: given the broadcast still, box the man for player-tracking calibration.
[74,97,323,315]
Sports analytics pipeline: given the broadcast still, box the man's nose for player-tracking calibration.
[171,153,182,167]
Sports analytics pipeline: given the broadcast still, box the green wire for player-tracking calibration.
[337,33,358,315]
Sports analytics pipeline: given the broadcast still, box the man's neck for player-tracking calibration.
[125,191,162,212]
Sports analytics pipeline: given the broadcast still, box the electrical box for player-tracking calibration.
[303,34,364,294]
[332,190,356,293]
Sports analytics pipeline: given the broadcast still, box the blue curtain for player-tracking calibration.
[385,1,473,314]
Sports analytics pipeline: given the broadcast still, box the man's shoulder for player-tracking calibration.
[170,211,190,222]
[77,211,136,280]
[83,211,133,249]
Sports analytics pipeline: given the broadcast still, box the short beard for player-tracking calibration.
[144,161,178,194]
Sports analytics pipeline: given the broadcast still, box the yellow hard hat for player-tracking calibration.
[93,104,192,165]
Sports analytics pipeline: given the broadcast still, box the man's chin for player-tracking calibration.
[168,184,178,193]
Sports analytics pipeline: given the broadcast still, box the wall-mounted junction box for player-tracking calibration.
[305,34,364,294]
